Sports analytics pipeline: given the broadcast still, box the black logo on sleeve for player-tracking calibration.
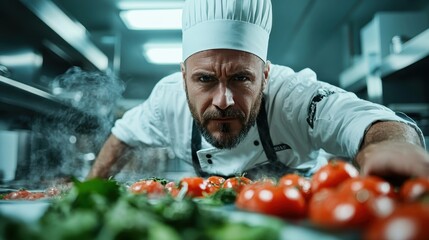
[306,88,335,128]
[273,143,291,152]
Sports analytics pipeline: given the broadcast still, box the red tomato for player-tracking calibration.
[165,181,177,192]
[3,190,31,200]
[222,176,253,193]
[311,159,359,193]
[368,195,397,219]
[308,187,393,229]
[278,173,312,201]
[364,203,429,240]
[236,182,306,219]
[338,176,397,199]
[205,176,225,195]
[399,177,429,202]
[255,177,277,185]
[165,181,180,197]
[129,180,166,197]
[179,177,207,198]
[27,192,47,200]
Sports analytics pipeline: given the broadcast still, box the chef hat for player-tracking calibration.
[182,0,272,62]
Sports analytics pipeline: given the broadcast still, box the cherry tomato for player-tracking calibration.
[311,159,359,193]
[338,176,397,199]
[364,203,429,240]
[165,181,180,197]
[222,176,253,193]
[255,177,277,185]
[27,192,47,200]
[278,173,312,201]
[399,177,429,202]
[205,176,226,195]
[3,190,31,200]
[179,177,207,198]
[308,187,390,229]
[165,181,176,191]
[129,180,166,197]
[236,182,306,219]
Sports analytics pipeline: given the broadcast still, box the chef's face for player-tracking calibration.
[182,49,270,149]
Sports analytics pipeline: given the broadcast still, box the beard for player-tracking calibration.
[186,86,264,149]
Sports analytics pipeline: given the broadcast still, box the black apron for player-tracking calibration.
[191,98,295,179]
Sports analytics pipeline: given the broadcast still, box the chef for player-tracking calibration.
[87,0,429,180]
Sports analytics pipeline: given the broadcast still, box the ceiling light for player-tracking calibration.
[120,9,182,30]
[143,43,182,64]
[117,1,184,10]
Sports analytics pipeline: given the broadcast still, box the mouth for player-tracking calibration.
[210,117,238,123]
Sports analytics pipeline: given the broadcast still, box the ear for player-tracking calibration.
[263,60,271,87]
[180,62,186,81]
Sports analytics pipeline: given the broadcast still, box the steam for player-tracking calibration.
[28,67,125,182]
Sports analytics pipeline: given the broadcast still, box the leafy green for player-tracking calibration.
[0,179,281,240]
[0,193,7,199]
[195,188,238,206]
[208,222,280,240]
[144,177,170,186]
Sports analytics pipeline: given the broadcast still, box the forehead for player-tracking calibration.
[185,49,263,72]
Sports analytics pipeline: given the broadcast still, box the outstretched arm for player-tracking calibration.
[87,134,129,179]
[355,121,429,178]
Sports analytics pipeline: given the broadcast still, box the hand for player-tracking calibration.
[356,141,429,178]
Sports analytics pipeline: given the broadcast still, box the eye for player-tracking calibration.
[233,75,250,82]
[198,75,215,83]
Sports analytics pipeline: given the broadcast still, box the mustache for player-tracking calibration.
[202,107,245,120]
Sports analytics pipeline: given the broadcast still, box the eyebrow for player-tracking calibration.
[190,70,216,79]
[190,69,256,79]
[230,69,256,77]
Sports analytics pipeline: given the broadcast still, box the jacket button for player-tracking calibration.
[207,159,213,164]
[206,154,212,158]
[254,140,260,146]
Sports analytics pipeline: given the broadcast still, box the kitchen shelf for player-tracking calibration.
[338,57,369,92]
[0,75,101,133]
[0,75,65,115]
[339,27,429,92]
[0,76,98,120]
[379,28,429,78]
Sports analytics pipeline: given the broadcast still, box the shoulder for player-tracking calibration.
[148,71,189,116]
[266,65,318,101]
[154,71,183,89]
[150,72,186,102]
[267,64,345,98]
[268,64,318,90]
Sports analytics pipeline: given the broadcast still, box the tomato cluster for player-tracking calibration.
[128,159,429,239]
[237,159,429,240]
[307,160,429,240]
[129,175,252,199]
[2,187,61,200]
[236,181,306,219]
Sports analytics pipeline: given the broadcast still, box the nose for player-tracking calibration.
[212,83,235,110]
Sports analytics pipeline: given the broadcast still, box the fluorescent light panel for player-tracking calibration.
[143,43,182,64]
[117,1,184,10]
[120,9,182,30]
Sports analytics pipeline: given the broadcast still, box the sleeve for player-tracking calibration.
[307,82,426,158]
[111,79,170,147]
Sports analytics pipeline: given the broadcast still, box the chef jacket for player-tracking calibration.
[112,64,425,178]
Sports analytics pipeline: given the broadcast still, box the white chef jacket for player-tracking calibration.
[112,64,424,177]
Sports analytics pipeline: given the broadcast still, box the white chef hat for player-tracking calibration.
[182,0,272,62]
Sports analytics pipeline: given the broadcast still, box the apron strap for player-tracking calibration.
[191,120,208,177]
[256,97,278,162]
